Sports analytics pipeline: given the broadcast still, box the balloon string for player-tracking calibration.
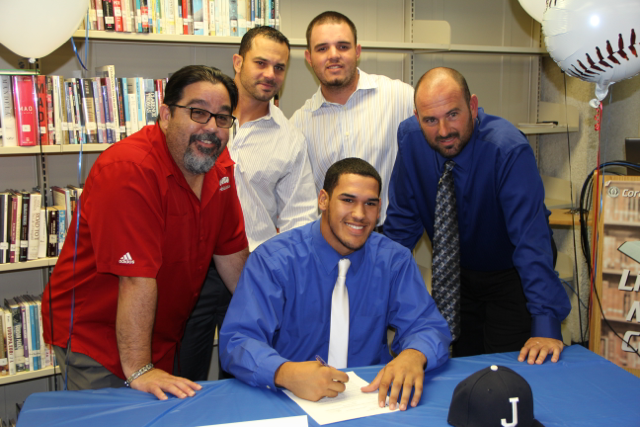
[71,9,90,71]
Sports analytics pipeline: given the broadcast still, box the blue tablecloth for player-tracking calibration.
[17,345,640,427]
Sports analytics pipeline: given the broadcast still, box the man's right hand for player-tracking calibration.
[130,368,202,400]
[274,361,349,401]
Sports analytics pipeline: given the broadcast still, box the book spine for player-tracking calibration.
[144,79,157,126]
[63,82,77,144]
[35,298,51,368]
[95,0,105,30]
[92,79,107,143]
[57,208,66,256]
[165,0,175,34]
[80,78,98,144]
[28,301,41,371]
[9,194,19,263]
[135,78,145,128]
[175,0,183,34]
[103,69,120,141]
[237,0,246,36]
[37,208,47,259]
[115,79,127,140]
[0,308,6,375]
[12,76,38,146]
[36,76,49,145]
[72,79,86,145]
[113,0,124,31]
[45,76,56,144]
[120,78,132,136]
[51,76,67,145]
[18,299,31,372]
[0,75,17,147]
[100,81,115,143]
[0,194,8,264]
[140,0,150,33]
[89,0,98,29]
[103,0,115,30]
[27,192,41,261]
[47,208,58,257]
[19,193,29,263]
[4,308,15,376]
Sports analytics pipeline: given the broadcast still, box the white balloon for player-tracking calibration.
[543,0,640,103]
[518,0,547,23]
[0,0,88,60]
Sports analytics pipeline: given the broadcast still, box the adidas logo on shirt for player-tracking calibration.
[119,252,135,264]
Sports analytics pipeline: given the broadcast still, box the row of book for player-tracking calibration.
[84,0,280,37]
[0,67,167,147]
[1,295,56,377]
[0,185,80,264]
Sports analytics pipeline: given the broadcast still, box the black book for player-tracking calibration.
[18,191,29,262]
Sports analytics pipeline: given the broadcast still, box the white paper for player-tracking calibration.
[197,415,308,427]
[283,372,391,425]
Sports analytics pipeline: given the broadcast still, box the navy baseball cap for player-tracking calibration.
[448,365,544,427]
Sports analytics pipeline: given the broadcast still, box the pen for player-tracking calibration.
[315,355,328,366]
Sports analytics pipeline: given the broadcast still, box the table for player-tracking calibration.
[17,345,640,427]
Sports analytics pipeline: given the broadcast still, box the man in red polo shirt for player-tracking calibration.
[42,65,249,401]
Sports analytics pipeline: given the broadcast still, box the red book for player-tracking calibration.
[12,76,38,146]
[113,0,124,32]
[141,0,150,33]
[182,0,189,34]
[154,79,164,109]
[36,75,49,145]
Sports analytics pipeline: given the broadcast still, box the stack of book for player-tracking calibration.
[83,0,280,37]
[0,186,81,264]
[0,66,167,148]
[1,295,56,377]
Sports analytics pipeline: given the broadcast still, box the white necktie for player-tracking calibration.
[328,258,351,369]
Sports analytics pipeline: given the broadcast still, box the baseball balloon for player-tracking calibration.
[518,0,547,23]
[543,0,640,104]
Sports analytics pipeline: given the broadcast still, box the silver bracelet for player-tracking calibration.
[125,362,154,387]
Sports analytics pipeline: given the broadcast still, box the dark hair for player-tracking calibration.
[306,11,357,50]
[414,67,471,108]
[163,65,239,112]
[323,158,382,196]
[239,26,290,58]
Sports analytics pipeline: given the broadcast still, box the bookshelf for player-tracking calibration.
[0,366,58,386]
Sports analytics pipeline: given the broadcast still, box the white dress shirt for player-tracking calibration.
[228,103,318,251]
[290,69,414,224]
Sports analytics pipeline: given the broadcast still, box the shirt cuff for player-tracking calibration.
[256,353,289,391]
[531,315,563,341]
[406,341,447,372]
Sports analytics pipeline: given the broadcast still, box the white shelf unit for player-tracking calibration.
[0,366,59,386]
[0,144,110,155]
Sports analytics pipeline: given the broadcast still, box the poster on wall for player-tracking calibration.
[590,176,640,377]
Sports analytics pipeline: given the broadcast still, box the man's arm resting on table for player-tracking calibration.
[116,276,201,400]
[274,360,350,402]
[213,247,250,294]
[361,348,427,411]
[518,337,564,365]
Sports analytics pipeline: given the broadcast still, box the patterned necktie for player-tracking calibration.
[432,160,461,341]
[328,258,351,368]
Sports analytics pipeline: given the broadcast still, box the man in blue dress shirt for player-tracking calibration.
[220,158,451,411]
[384,67,571,365]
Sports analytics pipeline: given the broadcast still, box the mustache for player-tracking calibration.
[436,132,459,142]
[189,133,222,154]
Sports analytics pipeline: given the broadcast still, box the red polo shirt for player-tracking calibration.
[42,124,248,379]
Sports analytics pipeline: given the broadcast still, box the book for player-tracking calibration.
[237,0,246,36]
[144,79,158,126]
[122,0,134,32]
[0,307,7,376]
[103,0,116,30]
[56,206,66,256]
[46,206,58,257]
[70,78,87,145]
[193,0,204,35]
[0,192,10,263]
[51,76,68,145]
[176,0,183,34]
[14,297,30,371]
[115,78,128,139]
[95,0,106,30]
[4,298,25,373]
[11,76,38,147]
[8,191,21,263]
[114,0,124,31]
[165,0,176,34]
[0,75,17,147]
[3,307,15,376]
[92,78,107,143]
[18,191,30,262]
[22,296,41,371]
[63,81,78,144]
[89,0,99,30]
[154,79,165,111]
[95,65,120,141]
[100,78,116,143]
[33,296,51,368]
[45,76,56,144]
[80,78,98,144]
[37,208,47,259]
[208,0,216,35]
[35,76,49,145]
[135,77,145,129]
[27,191,41,261]
[51,186,73,231]
[140,0,150,33]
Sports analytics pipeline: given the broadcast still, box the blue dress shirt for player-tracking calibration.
[384,108,571,340]
[220,220,452,390]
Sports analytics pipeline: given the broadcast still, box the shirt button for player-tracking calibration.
[266,385,271,390]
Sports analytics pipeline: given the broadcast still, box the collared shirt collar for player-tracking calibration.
[231,102,280,139]
[434,108,485,174]
[310,219,365,277]
[309,68,378,112]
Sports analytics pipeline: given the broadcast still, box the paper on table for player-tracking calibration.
[283,372,390,425]
[197,415,308,427]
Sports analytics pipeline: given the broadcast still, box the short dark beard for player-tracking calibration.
[183,133,222,174]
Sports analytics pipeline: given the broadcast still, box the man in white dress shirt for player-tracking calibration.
[177,26,318,381]
[290,11,415,228]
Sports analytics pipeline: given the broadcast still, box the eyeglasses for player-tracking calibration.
[169,104,236,128]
